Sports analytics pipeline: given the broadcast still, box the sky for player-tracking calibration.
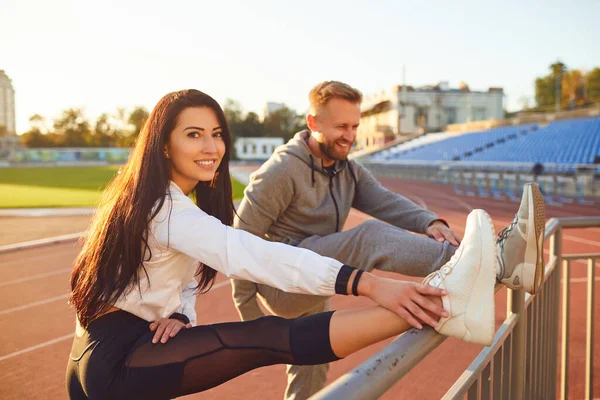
[1,0,599,134]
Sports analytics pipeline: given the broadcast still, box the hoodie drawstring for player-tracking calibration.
[309,155,316,187]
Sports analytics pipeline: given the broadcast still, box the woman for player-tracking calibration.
[66,89,502,399]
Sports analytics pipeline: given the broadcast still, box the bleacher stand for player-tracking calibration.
[364,117,600,205]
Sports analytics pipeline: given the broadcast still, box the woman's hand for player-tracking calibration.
[358,273,449,330]
[149,318,192,344]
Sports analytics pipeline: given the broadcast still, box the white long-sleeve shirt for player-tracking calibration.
[113,181,344,325]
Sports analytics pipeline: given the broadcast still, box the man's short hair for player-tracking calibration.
[308,81,362,114]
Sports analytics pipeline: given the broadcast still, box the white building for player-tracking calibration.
[0,70,16,135]
[235,137,284,160]
[263,102,286,120]
[357,82,504,150]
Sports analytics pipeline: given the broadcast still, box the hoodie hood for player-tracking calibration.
[276,130,356,187]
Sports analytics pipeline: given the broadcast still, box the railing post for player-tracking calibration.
[561,258,571,400]
[585,258,595,400]
[550,227,562,400]
[508,288,526,400]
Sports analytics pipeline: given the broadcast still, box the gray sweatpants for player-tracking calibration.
[232,219,457,400]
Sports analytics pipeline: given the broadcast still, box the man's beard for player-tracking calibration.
[318,140,351,162]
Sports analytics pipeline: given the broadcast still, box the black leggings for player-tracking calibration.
[66,310,339,399]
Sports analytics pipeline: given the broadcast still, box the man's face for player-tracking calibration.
[312,98,361,163]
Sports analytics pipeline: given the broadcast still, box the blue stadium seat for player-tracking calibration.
[368,117,600,166]
[467,117,600,165]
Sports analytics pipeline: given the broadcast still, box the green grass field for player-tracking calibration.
[0,166,246,208]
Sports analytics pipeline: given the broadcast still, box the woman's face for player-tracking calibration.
[165,107,226,194]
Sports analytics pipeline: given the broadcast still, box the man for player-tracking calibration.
[232,81,545,399]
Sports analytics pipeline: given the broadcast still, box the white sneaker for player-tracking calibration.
[423,209,497,346]
[496,183,546,294]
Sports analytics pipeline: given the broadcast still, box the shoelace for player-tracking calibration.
[497,215,518,244]
[495,214,519,280]
[423,249,461,287]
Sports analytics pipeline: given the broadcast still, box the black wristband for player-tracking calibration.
[352,269,364,296]
[335,265,356,295]
[169,312,190,325]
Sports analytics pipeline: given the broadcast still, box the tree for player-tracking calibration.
[238,112,265,137]
[90,113,116,147]
[223,99,244,125]
[586,68,600,103]
[19,114,55,148]
[222,98,247,144]
[532,61,600,109]
[562,69,585,108]
[535,62,566,108]
[113,106,150,147]
[550,61,566,77]
[29,114,48,133]
[534,76,554,108]
[263,107,305,142]
[20,129,55,147]
[53,108,91,147]
[112,108,131,147]
[128,106,149,139]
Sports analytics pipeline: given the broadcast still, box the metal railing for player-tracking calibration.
[361,161,600,200]
[312,216,600,400]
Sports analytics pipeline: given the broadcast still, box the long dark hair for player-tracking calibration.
[70,89,235,328]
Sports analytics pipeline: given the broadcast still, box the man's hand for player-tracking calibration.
[359,274,449,329]
[149,318,192,344]
[427,220,461,246]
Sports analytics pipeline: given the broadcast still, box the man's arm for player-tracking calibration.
[351,162,443,234]
[231,154,296,321]
[231,280,265,321]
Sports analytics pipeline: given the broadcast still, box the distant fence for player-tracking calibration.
[0,147,131,167]
[361,160,600,202]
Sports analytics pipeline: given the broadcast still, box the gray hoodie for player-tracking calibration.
[234,130,442,243]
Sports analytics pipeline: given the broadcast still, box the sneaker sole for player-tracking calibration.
[522,184,546,294]
[463,210,496,346]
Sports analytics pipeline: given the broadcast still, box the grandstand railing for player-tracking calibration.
[360,161,600,200]
[311,216,600,399]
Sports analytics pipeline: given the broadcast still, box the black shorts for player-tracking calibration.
[66,310,338,399]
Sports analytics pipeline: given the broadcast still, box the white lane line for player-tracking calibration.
[0,267,72,288]
[0,247,77,268]
[210,280,231,291]
[0,232,83,255]
[447,196,474,212]
[0,281,228,310]
[562,234,600,247]
[537,247,597,269]
[0,279,232,362]
[570,277,600,283]
[0,294,69,316]
[0,333,74,362]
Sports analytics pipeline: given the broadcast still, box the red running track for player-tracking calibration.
[0,178,598,399]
